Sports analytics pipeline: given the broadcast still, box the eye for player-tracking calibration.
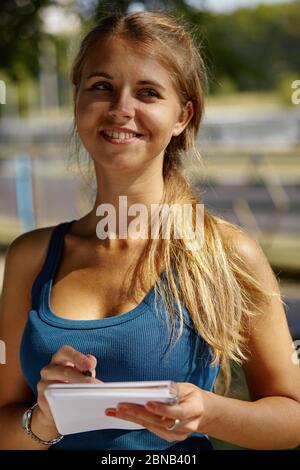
[88,83,160,98]
[140,89,160,98]
[90,82,111,90]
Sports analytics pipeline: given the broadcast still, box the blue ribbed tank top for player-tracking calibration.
[20,220,220,450]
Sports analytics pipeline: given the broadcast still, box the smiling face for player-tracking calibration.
[74,37,193,173]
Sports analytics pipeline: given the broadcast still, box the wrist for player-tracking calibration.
[197,389,219,435]
[32,404,61,440]
[22,403,63,445]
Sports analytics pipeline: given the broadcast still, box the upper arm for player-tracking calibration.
[226,227,300,403]
[0,227,53,407]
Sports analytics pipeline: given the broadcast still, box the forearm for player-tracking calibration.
[0,403,59,450]
[200,391,300,450]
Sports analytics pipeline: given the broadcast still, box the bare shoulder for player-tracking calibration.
[5,225,57,293]
[0,225,59,406]
[216,219,300,402]
[216,218,277,289]
[216,216,259,249]
[7,224,56,264]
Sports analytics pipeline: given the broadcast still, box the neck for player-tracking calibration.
[81,164,165,248]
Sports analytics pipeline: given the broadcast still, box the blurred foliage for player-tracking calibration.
[90,1,300,93]
[0,0,55,82]
[0,0,300,94]
[91,0,193,18]
[203,1,300,92]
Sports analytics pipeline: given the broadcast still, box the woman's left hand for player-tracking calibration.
[105,382,208,442]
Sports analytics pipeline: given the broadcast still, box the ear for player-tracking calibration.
[172,101,194,137]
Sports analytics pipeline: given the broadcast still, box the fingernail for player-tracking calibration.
[83,360,91,369]
[106,409,116,416]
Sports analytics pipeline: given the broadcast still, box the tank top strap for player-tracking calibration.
[30,220,76,311]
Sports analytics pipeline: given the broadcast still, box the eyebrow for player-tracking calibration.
[86,71,167,92]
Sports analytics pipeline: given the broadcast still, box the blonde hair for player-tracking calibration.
[70,10,281,395]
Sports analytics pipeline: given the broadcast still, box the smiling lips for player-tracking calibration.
[100,129,143,144]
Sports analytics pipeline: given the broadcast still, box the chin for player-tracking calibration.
[94,155,141,171]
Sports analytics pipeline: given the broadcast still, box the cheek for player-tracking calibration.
[145,109,175,141]
[76,98,102,130]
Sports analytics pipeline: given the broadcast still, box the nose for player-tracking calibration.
[107,90,135,119]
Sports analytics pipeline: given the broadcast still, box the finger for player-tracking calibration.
[93,378,104,383]
[113,404,175,429]
[146,419,188,442]
[37,380,63,422]
[59,356,97,372]
[85,354,98,377]
[107,405,167,429]
[107,404,167,428]
[144,400,198,421]
[51,345,92,372]
[58,361,73,368]
[110,406,187,442]
[40,364,98,383]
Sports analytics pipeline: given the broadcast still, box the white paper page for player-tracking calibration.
[45,381,179,435]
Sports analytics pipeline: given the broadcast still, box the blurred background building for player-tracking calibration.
[0,0,299,449]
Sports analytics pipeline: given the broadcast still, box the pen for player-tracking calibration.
[82,370,92,377]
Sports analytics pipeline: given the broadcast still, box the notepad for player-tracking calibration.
[44,380,179,435]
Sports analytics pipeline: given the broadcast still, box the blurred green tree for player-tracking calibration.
[86,0,198,22]
[204,2,300,92]
[1,0,299,94]
[0,0,55,81]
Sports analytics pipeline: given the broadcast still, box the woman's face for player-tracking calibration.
[75,38,192,172]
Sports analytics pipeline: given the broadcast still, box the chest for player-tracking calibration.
[50,248,153,320]
[22,303,213,395]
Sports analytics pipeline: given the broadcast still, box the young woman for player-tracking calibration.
[0,10,299,451]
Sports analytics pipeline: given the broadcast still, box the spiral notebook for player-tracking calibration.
[45,380,179,435]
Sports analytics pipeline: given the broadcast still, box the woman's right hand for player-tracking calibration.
[34,345,102,432]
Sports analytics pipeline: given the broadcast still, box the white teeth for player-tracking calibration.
[102,130,140,139]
